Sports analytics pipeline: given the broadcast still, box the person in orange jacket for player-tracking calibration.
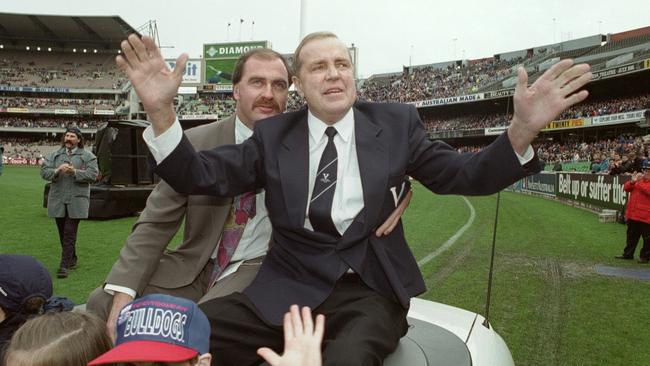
[617,161,650,263]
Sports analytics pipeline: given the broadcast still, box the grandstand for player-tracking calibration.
[2,13,649,174]
[0,13,140,161]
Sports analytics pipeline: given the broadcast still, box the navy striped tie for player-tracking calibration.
[309,127,340,237]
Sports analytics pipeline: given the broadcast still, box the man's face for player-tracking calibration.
[233,56,289,128]
[63,132,80,148]
[293,37,356,124]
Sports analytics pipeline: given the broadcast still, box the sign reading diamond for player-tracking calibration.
[202,41,270,87]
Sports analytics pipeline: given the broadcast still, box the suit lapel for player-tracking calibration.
[354,107,388,231]
[278,110,310,228]
[216,115,236,145]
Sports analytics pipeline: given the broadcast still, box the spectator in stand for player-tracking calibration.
[616,162,650,263]
[621,153,635,173]
[634,151,646,173]
[599,153,610,173]
[552,159,563,172]
[608,153,624,175]
[590,155,602,173]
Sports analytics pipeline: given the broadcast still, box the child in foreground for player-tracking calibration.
[89,293,324,366]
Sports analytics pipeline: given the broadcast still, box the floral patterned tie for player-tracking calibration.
[208,191,257,289]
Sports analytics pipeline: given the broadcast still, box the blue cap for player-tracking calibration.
[89,294,210,364]
[0,255,52,313]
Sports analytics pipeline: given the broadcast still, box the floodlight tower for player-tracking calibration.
[136,20,174,50]
[137,20,161,46]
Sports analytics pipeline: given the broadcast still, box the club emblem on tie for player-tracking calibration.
[320,173,330,183]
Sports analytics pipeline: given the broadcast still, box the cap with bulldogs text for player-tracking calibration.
[88,294,210,365]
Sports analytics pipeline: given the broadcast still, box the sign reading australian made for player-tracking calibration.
[411,93,484,108]
[203,41,269,86]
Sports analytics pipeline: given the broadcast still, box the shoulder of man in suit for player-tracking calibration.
[184,117,233,147]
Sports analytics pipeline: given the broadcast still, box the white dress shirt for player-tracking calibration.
[104,116,271,297]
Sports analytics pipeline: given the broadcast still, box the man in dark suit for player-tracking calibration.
[117,32,592,365]
[88,48,408,342]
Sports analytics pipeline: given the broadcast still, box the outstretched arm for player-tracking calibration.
[257,305,325,366]
[508,59,592,155]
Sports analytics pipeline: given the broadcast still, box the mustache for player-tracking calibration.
[253,99,280,110]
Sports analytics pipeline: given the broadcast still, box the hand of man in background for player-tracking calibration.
[106,292,134,343]
[116,34,188,136]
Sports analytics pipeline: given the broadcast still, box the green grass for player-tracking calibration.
[2,166,650,365]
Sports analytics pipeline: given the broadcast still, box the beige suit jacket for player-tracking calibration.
[104,116,236,294]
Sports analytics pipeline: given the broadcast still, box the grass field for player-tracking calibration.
[2,165,650,365]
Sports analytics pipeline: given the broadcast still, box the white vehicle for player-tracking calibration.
[385,298,514,365]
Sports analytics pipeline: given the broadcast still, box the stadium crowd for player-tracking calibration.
[358,56,524,103]
[176,93,236,117]
[557,94,650,120]
[1,116,107,129]
[0,137,77,165]
[287,91,307,111]
[457,134,650,174]
[422,93,650,132]
[0,96,125,110]
[0,54,128,90]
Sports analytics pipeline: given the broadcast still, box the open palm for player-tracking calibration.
[258,306,324,366]
[508,59,591,153]
[116,34,187,120]
[513,59,591,131]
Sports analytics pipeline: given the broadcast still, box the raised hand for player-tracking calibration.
[257,305,325,366]
[116,34,188,135]
[508,59,592,154]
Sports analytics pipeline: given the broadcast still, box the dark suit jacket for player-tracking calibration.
[156,101,539,324]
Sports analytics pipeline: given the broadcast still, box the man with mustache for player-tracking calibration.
[41,126,98,279]
[87,47,409,341]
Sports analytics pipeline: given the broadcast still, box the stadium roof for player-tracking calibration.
[0,12,139,49]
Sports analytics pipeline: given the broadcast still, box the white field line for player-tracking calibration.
[417,196,476,267]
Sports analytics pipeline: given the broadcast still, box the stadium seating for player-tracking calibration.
[0,51,127,90]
